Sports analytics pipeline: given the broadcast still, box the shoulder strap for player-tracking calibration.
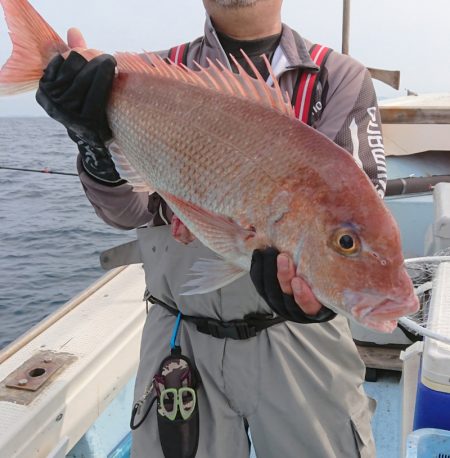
[292,44,333,125]
[168,42,191,66]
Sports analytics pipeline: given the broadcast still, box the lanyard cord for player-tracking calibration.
[131,312,184,430]
[130,396,157,430]
[170,312,183,350]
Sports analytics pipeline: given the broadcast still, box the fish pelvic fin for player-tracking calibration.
[114,51,296,120]
[181,258,247,296]
[159,191,258,259]
[0,0,69,95]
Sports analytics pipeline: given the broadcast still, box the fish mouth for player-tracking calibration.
[349,293,419,333]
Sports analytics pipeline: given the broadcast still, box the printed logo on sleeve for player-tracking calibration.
[367,107,387,197]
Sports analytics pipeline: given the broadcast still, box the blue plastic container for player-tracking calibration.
[406,428,450,458]
[414,380,450,431]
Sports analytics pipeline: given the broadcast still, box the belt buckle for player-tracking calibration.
[208,319,255,339]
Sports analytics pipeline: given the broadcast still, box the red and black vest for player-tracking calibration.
[168,42,332,127]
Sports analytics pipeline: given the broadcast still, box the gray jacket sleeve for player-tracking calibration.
[316,54,387,198]
[77,156,153,230]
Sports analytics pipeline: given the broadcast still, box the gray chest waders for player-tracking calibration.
[129,298,285,458]
[128,225,285,456]
[131,313,201,458]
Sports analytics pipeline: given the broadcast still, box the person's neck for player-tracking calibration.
[208,6,281,40]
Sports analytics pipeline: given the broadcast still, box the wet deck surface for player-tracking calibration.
[364,370,402,458]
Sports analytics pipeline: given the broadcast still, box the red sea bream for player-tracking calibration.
[0,0,419,332]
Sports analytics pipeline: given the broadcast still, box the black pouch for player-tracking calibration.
[153,347,201,458]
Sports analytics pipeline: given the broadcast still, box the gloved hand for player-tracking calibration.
[37,51,116,146]
[68,130,125,185]
[250,247,336,323]
[37,51,124,185]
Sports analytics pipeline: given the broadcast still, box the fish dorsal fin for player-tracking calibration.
[114,51,296,119]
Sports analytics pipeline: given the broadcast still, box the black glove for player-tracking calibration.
[37,52,124,185]
[250,247,336,323]
[68,131,125,186]
[37,51,116,147]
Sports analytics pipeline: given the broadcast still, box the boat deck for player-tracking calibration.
[365,371,402,458]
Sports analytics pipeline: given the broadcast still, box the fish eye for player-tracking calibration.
[330,228,360,256]
[339,234,354,250]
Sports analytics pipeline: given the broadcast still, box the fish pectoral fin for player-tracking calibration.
[159,191,257,255]
[181,258,247,295]
[108,140,154,193]
[159,192,255,295]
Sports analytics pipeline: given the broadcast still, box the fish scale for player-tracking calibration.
[109,76,277,217]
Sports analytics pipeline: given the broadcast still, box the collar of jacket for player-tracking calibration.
[202,15,320,80]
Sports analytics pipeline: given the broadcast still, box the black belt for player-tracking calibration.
[147,295,285,340]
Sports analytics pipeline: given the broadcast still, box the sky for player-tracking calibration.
[0,0,449,116]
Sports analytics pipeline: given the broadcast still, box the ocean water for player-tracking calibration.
[0,117,134,350]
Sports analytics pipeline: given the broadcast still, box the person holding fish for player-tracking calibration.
[0,0,420,456]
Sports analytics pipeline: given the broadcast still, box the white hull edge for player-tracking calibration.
[0,264,146,458]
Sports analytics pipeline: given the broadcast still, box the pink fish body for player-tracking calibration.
[0,0,419,332]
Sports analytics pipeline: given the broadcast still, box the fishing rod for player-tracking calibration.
[0,165,78,177]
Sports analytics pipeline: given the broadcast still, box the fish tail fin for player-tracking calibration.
[0,0,69,95]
